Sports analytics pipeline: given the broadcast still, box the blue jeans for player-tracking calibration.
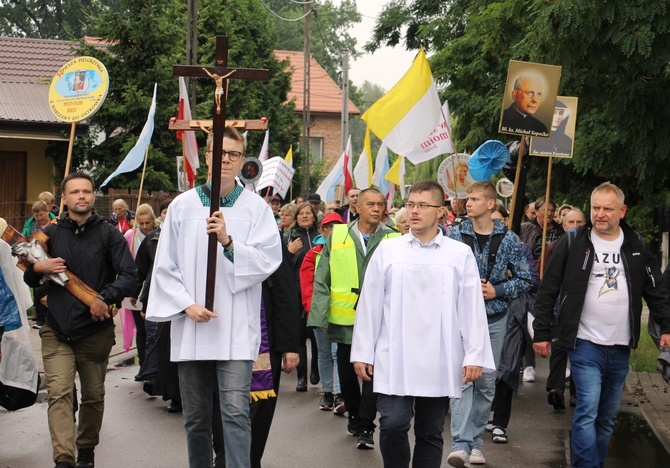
[451,315,507,452]
[313,328,340,393]
[568,339,630,468]
[377,394,450,468]
[178,360,253,468]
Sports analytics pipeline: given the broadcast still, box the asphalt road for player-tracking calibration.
[1,356,576,468]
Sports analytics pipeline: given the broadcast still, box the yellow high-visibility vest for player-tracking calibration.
[328,224,399,325]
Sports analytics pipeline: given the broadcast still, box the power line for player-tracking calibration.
[258,0,313,22]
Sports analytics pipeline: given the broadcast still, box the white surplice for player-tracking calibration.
[350,231,495,398]
[145,188,282,362]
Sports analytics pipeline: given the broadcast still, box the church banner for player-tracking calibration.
[256,156,295,199]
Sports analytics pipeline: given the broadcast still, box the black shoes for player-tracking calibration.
[310,361,320,385]
[357,430,375,450]
[296,377,307,392]
[55,462,74,468]
[75,448,94,468]
[548,389,566,411]
[167,400,182,413]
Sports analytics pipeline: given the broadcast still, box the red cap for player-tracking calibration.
[321,212,344,227]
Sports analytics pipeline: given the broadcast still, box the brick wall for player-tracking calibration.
[310,115,343,168]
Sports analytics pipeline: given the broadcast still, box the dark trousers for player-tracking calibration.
[547,341,576,397]
[491,381,514,428]
[214,350,283,468]
[337,343,376,431]
[377,394,450,468]
[132,310,146,366]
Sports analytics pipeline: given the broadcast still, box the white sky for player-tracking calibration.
[342,0,417,92]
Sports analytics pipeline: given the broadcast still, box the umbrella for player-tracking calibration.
[468,140,509,181]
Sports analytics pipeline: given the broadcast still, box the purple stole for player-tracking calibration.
[250,296,276,401]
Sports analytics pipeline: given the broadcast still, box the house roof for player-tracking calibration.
[0,36,82,83]
[274,50,360,116]
[0,37,108,128]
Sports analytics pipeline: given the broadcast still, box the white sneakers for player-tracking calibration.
[447,448,486,467]
[469,448,486,464]
[522,366,536,382]
[447,450,469,467]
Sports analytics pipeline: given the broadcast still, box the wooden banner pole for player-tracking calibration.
[539,156,553,279]
[508,136,525,229]
[58,122,77,214]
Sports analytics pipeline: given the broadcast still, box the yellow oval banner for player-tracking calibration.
[48,56,109,122]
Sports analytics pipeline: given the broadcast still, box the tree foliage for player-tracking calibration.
[369,0,670,208]
[261,0,361,84]
[0,0,119,39]
[71,0,299,192]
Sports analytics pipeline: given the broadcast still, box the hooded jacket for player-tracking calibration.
[24,212,138,342]
[447,218,532,322]
[533,221,670,349]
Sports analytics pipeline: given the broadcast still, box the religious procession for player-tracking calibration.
[2,2,670,468]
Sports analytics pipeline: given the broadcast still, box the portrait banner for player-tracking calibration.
[529,96,578,159]
[49,56,109,122]
[498,60,562,139]
[256,156,295,199]
[437,153,474,199]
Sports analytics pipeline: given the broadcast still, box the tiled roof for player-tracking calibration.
[0,36,81,83]
[0,36,108,125]
[0,81,54,122]
[274,50,360,116]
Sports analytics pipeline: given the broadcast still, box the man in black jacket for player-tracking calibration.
[533,182,670,468]
[24,172,137,468]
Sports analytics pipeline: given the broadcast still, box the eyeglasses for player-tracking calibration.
[406,202,442,210]
[515,88,543,100]
[207,150,244,161]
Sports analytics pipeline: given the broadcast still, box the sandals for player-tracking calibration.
[492,426,508,444]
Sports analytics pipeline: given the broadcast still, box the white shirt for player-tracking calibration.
[350,232,495,398]
[146,188,282,361]
[578,229,630,345]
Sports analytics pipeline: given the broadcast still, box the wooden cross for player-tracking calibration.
[173,36,269,311]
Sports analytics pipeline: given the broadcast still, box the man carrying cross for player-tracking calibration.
[146,126,282,468]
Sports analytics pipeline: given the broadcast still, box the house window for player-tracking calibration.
[310,137,324,162]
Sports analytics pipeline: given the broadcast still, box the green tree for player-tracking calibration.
[73,0,300,193]
[368,0,670,210]
[262,0,361,84]
[0,0,119,39]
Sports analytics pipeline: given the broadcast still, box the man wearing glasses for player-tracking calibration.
[308,187,399,450]
[351,180,495,468]
[501,74,549,136]
[446,181,531,466]
[146,126,282,468]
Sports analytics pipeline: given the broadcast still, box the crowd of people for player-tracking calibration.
[3,126,670,468]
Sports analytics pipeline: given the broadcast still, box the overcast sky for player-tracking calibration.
[341,0,417,92]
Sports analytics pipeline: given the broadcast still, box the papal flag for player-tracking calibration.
[361,48,441,159]
[285,145,293,167]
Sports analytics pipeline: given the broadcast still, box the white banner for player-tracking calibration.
[256,156,295,199]
[405,101,455,165]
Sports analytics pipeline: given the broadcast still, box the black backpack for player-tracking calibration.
[462,227,508,281]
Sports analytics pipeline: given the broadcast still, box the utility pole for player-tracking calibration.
[303,4,312,193]
[341,51,350,154]
[186,0,198,113]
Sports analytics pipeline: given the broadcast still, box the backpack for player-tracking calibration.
[462,226,508,281]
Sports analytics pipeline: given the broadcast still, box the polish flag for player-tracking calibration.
[342,135,353,195]
[178,77,199,189]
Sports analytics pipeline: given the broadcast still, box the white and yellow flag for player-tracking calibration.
[361,48,441,159]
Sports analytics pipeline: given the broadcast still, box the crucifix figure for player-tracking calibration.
[172,36,269,310]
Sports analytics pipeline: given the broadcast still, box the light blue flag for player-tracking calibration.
[101,83,158,187]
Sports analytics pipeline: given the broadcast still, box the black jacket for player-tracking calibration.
[263,240,301,354]
[533,221,670,349]
[24,212,138,342]
[134,226,161,310]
